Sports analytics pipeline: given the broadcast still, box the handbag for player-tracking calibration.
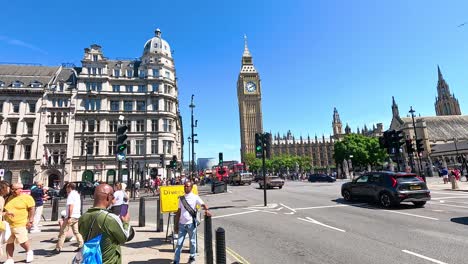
[72,210,107,264]
[180,196,200,227]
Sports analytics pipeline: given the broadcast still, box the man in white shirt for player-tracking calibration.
[173,181,211,264]
[53,182,84,254]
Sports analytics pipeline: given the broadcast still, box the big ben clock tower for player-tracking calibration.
[237,36,263,162]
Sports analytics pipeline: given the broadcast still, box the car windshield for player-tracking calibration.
[269,176,280,180]
[395,176,421,183]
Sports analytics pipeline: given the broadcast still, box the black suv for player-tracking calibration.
[341,172,430,208]
[308,173,336,182]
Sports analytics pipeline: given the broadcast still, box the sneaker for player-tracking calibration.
[3,258,15,264]
[188,256,195,263]
[26,250,34,263]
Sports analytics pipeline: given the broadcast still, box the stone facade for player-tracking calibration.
[0,29,183,187]
[434,66,461,116]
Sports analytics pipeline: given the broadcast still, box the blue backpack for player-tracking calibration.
[73,211,108,264]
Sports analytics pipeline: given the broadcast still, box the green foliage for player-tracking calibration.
[244,153,313,173]
[333,134,388,168]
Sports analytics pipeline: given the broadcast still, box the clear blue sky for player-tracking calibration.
[1,0,468,162]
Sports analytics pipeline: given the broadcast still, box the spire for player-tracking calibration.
[392,96,400,118]
[333,107,341,123]
[243,34,251,57]
[437,65,443,81]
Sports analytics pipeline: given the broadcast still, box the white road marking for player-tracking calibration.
[280,203,297,213]
[429,202,468,209]
[431,196,468,200]
[248,203,278,209]
[211,210,259,219]
[294,204,350,210]
[430,191,468,196]
[383,210,439,220]
[297,217,346,232]
[259,210,278,214]
[284,212,295,215]
[432,210,444,212]
[402,250,448,264]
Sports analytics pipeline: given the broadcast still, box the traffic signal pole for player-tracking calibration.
[262,142,267,207]
[410,106,425,182]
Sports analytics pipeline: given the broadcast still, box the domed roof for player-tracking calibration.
[143,28,172,58]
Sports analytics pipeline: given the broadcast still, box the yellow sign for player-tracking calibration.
[159,185,198,213]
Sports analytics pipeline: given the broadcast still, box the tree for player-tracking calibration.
[333,134,387,169]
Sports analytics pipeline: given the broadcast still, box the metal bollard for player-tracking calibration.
[156,198,163,232]
[51,197,59,221]
[139,197,145,227]
[224,181,227,192]
[204,215,213,264]
[215,227,226,264]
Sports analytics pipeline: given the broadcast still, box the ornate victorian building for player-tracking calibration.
[435,66,461,116]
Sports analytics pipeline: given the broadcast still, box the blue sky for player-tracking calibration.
[1,0,468,162]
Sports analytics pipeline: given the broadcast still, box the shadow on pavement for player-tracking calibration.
[450,217,468,225]
[332,198,421,210]
[209,206,235,210]
[128,259,172,264]
[124,237,165,249]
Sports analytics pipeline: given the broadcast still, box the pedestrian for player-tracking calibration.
[79,184,130,264]
[30,180,49,233]
[134,180,140,198]
[441,167,449,184]
[52,182,84,254]
[173,181,211,264]
[0,180,12,255]
[3,183,35,263]
[111,182,126,215]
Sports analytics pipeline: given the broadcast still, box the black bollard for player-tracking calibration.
[80,194,84,216]
[139,197,145,227]
[215,227,226,264]
[51,197,59,221]
[205,215,214,264]
[156,198,163,232]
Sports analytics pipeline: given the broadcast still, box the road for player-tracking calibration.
[199,180,468,264]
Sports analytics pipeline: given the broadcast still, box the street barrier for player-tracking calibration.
[215,227,226,264]
[139,197,145,227]
[51,197,59,221]
[156,198,163,232]
[204,215,213,264]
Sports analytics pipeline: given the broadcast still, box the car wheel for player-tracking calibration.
[413,201,426,208]
[342,189,352,201]
[379,192,394,208]
[279,185,283,189]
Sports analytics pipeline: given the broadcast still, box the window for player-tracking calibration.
[152,69,159,77]
[24,145,31,160]
[114,69,120,77]
[164,101,173,112]
[10,121,17,135]
[7,145,15,160]
[110,101,120,111]
[164,85,172,94]
[124,101,133,111]
[96,120,100,132]
[86,140,94,155]
[109,120,118,132]
[152,100,159,111]
[127,141,131,155]
[84,99,101,111]
[86,82,102,91]
[12,81,23,88]
[163,140,172,154]
[108,140,115,155]
[31,81,42,88]
[12,102,20,113]
[93,55,98,61]
[152,84,159,92]
[125,85,133,93]
[151,140,158,154]
[26,122,34,135]
[91,68,97,75]
[139,70,146,78]
[163,119,172,132]
[112,85,120,92]
[61,132,67,143]
[54,132,61,143]
[95,141,99,155]
[137,85,146,93]
[136,101,146,111]
[88,120,95,132]
[151,119,158,132]
[136,120,144,132]
[165,71,170,79]
[356,175,369,183]
[126,69,133,78]
[135,140,144,155]
[58,99,64,107]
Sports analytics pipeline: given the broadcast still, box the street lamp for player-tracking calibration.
[189,95,196,181]
[188,136,191,178]
[409,106,425,181]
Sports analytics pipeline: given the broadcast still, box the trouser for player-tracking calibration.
[32,205,43,230]
[56,217,83,249]
[174,222,197,263]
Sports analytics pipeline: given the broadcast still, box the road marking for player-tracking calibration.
[294,204,349,210]
[402,250,448,264]
[259,210,278,214]
[431,196,468,200]
[429,202,468,209]
[280,203,297,213]
[226,247,251,264]
[211,210,259,219]
[430,191,468,196]
[382,210,439,220]
[297,217,346,232]
[248,203,278,209]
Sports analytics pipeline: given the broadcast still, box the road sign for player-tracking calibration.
[0,169,4,178]
[117,152,126,161]
[159,185,199,213]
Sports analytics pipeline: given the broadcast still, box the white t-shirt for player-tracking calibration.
[113,190,125,206]
[178,192,204,225]
[66,190,81,218]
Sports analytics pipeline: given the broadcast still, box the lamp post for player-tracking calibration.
[189,95,196,181]
[134,161,140,200]
[409,106,425,181]
[188,136,191,178]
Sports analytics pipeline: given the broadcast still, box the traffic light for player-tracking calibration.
[116,124,128,161]
[416,139,424,154]
[263,133,271,159]
[405,139,414,154]
[393,130,405,152]
[218,152,223,166]
[255,133,263,159]
[382,130,395,154]
[170,155,177,169]
[160,154,165,168]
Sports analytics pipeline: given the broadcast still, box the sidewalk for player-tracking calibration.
[0,221,204,264]
[425,176,468,192]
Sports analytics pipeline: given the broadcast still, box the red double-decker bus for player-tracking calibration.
[213,166,229,181]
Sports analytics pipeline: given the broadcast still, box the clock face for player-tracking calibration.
[245,81,257,93]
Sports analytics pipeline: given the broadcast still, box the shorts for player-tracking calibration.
[443,175,449,179]
[7,226,29,244]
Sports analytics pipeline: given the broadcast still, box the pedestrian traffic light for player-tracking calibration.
[263,133,272,159]
[160,154,165,168]
[405,139,414,154]
[416,139,424,154]
[116,124,128,161]
[219,152,223,166]
[255,133,263,159]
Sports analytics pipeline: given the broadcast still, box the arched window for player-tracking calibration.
[20,170,33,185]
